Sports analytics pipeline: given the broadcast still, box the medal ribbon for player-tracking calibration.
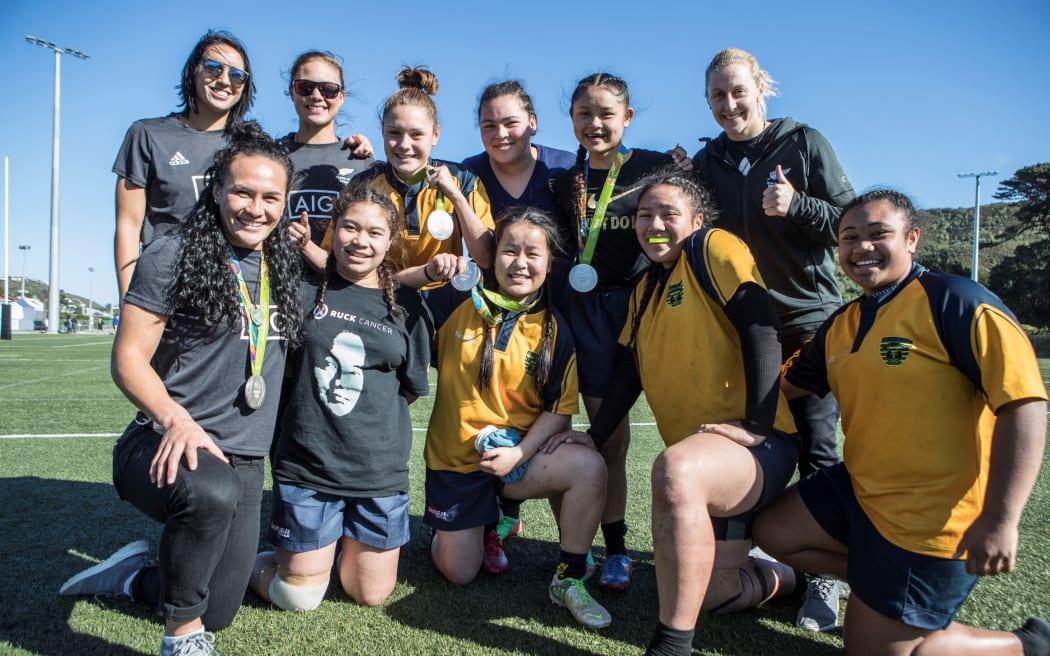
[228,247,270,378]
[470,272,539,327]
[578,145,628,265]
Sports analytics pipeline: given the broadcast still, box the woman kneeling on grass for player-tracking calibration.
[248,185,432,611]
[424,207,611,629]
[753,189,1050,656]
[60,122,303,656]
[548,168,802,655]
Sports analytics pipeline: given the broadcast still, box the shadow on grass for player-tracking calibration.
[381,515,839,656]
[0,476,159,655]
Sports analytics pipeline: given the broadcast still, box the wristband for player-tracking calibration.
[423,266,437,283]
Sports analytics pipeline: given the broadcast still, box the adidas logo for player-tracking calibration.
[169,152,190,166]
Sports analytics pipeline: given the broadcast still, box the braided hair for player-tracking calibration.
[314,183,406,319]
[173,121,302,349]
[568,73,631,235]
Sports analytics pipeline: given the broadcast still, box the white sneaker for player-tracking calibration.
[549,574,612,629]
[59,540,150,598]
[796,575,846,632]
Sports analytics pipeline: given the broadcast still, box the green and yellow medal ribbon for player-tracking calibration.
[228,247,270,379]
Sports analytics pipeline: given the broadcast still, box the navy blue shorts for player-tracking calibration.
[423,469,500,531]
[563,285,632,398]
[270,481,410,551]
[798,463,978,630]
[709,429,800,540]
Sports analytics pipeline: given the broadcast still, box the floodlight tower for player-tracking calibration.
[957,171,998,282]
[25,35,90,333]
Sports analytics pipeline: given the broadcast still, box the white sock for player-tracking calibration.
[162,629,204,647]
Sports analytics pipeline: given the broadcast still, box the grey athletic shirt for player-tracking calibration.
[280,134,375,245]
[123,236,289,456]
[113,114,227,246]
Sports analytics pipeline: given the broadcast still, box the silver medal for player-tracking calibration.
[427,210,454,240]
[450,261,481,291]
[249,306,264,326]
[569,263,598,293]
[244,374,266,410]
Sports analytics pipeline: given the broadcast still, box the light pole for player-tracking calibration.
[87,266,94,316]
[18,245,30,297]
[25,35,89,334]
[957,171,998,282]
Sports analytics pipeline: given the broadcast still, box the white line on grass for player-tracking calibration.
[0,422,661,439]
[0,433,122,439]
[0,366,107,391]
[49,341,112,349]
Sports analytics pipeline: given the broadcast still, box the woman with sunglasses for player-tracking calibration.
[113,31,255,301]
[281,51,376,272]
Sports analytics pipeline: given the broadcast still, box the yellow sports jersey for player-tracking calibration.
[426,295,579,472]
[320,161,494,281]
[621,227,796,446]
[785,265,1048,558]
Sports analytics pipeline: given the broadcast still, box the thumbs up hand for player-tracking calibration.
[762,164,796,217]
[288,210,311,251]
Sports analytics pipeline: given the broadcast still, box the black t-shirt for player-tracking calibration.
[552,148,673,289]
[272,278,432,497]
[123,236,289,456]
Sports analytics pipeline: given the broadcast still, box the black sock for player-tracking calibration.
[498,496,521,520]
[556,550,588,580]
[1013,617,1050,656]
[645,621,694,656]
[602,520,627,556]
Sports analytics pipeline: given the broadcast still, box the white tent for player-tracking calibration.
[11,297,42,331]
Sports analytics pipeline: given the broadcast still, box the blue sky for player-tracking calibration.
[1,0,1048,306]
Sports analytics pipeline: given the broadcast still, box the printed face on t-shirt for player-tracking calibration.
[314,331,366,416]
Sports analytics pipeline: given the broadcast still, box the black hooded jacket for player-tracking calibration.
[692,117,854,329]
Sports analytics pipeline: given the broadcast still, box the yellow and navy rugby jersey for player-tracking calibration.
[785,264,1048,558]
[620,227,796,446]
[426,294,579,472]
[320,160,494,284]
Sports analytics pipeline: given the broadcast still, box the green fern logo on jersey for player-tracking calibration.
[879,336,914,367]
[665,281,685,308]
[524,351,538,377]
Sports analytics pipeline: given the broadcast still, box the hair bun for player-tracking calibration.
[396,66,439,96]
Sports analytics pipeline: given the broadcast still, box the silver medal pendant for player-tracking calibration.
[450,261,481,291]
[244,374,266,410]
[427,210,454,240]
[569,263,598,293]
[249,305,264,326]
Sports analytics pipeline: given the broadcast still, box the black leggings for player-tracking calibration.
[113,424,263,631]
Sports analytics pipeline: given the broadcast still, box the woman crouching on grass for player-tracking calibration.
[248,185,432,611]
[423,207,611,629]
[753,189,1050,656]
[59,122,303,656]
[548,168,802,655]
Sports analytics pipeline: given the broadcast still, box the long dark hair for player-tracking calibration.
[314,184,406,319]
[173,121,302,348]
[477,208,565,394]
[177,30,255,134]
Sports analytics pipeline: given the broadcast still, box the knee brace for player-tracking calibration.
[268,575,329,612]
[702,539,800,615]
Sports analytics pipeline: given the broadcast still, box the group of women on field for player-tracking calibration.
[57,29,1048,656]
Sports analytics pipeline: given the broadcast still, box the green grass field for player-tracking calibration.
[1,334,1047,655]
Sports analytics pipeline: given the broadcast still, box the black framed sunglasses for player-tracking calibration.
[293,79,343,100]
[200,59,249,86]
